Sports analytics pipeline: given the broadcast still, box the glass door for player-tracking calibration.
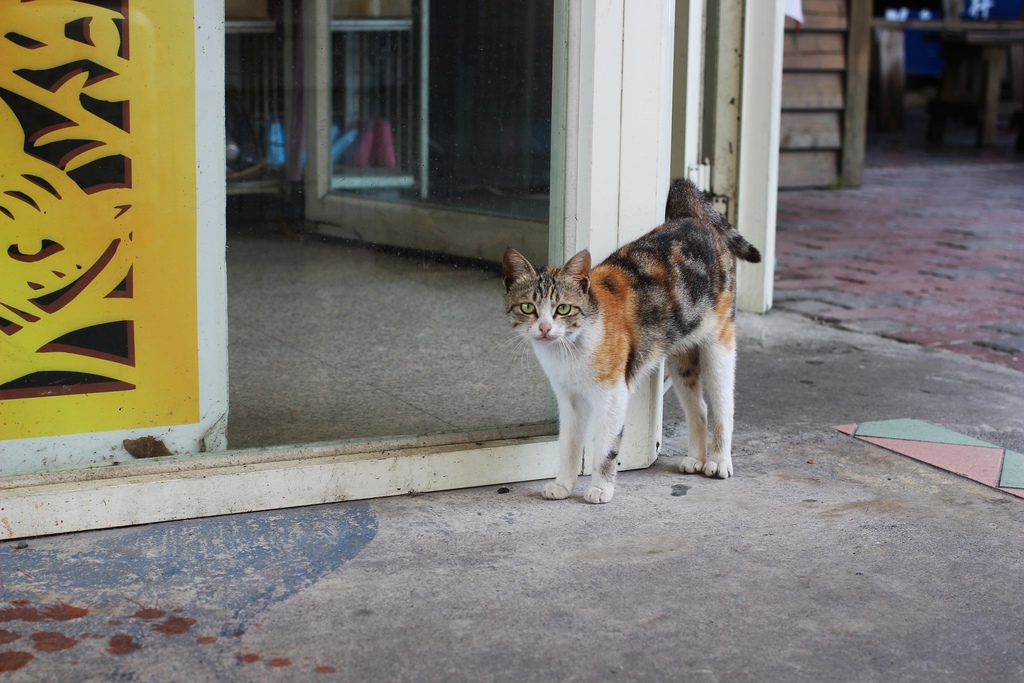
[303,0,552,265]
[222,0,558,450]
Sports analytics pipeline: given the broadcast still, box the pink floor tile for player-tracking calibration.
[857,436,1004,488]
[999,488,1024,499]
[832,424,858,435]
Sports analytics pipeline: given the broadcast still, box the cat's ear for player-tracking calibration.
[502,248,537,292]
[562,249,591,293]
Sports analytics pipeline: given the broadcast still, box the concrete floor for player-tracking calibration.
[1,309,1022,681]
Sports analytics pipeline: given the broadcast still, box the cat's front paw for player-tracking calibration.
[703,456,733,479]
[584,485,614,504]
[542,481,572,500]
[679,456,705,474]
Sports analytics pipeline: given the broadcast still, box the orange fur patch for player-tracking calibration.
[589,264,635,385]
[645,256,670,282]
[714,290,735,349]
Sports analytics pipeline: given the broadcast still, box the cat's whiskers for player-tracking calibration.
[554,334,582,366]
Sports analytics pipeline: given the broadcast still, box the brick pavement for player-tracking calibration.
[774,155,1024,372]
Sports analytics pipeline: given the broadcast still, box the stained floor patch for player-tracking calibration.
[0,503,378,677]
[834,419,1024,498]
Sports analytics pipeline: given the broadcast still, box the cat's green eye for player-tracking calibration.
[520,302,536,314]
[556,303,572,315]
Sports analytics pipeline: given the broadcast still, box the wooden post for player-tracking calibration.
[980,45,1007,147]
[876,27,906,130]
[841,0,872,188]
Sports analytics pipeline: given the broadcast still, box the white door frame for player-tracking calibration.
[688,0,783,314]
[734,0,783,313]
[1,0,679,540]
[566,0,677,474]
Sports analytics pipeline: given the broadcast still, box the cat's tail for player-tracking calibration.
[666,177,762,264]
[725,231,762,264]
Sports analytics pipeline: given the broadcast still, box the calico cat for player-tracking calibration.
[502,178,760,503]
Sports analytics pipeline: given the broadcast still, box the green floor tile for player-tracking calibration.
[999,450,1024,489]
[854,419,997,448]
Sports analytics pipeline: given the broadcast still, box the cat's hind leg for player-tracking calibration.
[584,384,629,504]
[668,348,708,475]
[700,335,736,479]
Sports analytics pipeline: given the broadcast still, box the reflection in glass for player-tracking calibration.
[226,0,557,449]
[328,1,553,220]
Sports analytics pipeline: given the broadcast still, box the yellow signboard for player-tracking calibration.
[0,0,198,440]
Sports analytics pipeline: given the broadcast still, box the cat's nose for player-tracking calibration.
[538,321,552,337]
